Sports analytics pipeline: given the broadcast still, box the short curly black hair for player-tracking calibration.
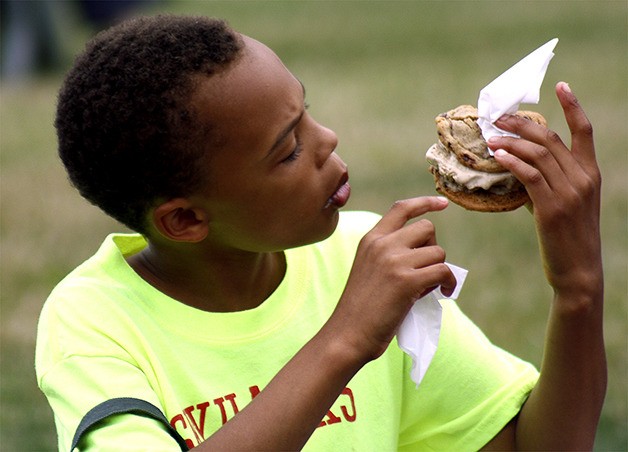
[55,15,243,234]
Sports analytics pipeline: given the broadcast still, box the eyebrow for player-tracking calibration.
[266,82,307,158]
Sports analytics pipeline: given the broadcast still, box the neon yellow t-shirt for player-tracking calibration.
[36,211,538,451]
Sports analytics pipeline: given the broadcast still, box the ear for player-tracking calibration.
[152,198,209,243]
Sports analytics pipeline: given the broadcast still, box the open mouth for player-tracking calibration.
[325,172,351,209]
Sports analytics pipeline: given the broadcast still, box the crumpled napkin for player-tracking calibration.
[397,263,468,386]
[477,38,558,154]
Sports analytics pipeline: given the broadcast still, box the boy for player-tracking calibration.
[36,15,606,451]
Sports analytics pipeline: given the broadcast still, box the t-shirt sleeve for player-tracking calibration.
[36,289,183,451]
[397,299,539,451]
[42,357,181,451]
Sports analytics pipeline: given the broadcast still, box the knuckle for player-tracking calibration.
[562,188,581,209]
[545,129,563,146]
[435,262,451,277]
[509,114,527,128]
[397,268,415,285]
[385,265,411,291]
[579,120,594,137]
[579,173,600,200]
[360,232,382,252]
[535,145,552,161]
[580,175,595,193]
[358,231,386,257]
[567,99,594,136]
[380,255,399,274]
[359,231,376,248]
[389,199,413,222]
[525,167,544,186]
[434,246,446,263]
[390,199,410,212]
[416,218,435,234]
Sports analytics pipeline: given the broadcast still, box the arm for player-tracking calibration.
[196,197,456,451]
[487,82,606,450]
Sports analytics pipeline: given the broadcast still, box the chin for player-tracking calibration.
[285,210,341,250]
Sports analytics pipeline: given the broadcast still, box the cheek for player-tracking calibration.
[222,162,329,226]
[258,169,321,207]
[224,185,338,251]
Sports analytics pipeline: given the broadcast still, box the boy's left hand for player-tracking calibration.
[488,82,602,301]
[486,82,606,450]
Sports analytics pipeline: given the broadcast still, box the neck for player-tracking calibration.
[127,241,286,313]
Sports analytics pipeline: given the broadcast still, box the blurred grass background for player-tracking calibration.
[1,1,625,450]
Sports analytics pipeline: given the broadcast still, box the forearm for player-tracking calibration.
[194,322,366,451]
[516,285,607,450]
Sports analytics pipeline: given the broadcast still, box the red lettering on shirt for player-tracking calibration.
[170,384,356,445]
[170,413,187,430]
[170,412,195,450]
[340,387,356,422]
[319,408,342,427]
[249,385,261,399]
[183,401,210,442]
[213,393,239,425]
[317,386,357,427]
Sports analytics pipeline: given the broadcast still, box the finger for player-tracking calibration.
[491,111,592,194]
[493,112,553,144]
[493,148,553,202]
[414,263,457,299]
[492,113,575,175]
[490,134,570,193]
[384,218,439,249]
[555,81,598,171]
[375,196,448,233]
[402,245,447,271]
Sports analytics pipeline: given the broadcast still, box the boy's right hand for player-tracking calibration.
[199,197,454,451]
[328,196,456,364]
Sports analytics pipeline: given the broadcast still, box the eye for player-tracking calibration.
[280,103,309,164]
[281,137,303,164]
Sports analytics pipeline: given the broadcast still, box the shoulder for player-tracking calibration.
[42,233,146,310]
[36,234,148,367]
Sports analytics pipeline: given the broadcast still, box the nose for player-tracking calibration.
[314,122,338,167]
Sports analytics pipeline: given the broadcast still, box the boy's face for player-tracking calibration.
[190,36,350,252]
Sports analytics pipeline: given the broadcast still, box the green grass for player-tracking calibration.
[1,1,626,450]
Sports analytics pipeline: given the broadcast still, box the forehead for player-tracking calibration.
[190,35,302,143]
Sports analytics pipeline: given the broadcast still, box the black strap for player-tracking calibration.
[70,397,189,451]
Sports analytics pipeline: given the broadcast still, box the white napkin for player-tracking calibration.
[477,38,558,154]
[397,263,468,386]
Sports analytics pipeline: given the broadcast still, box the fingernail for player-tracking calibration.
[487,136,499,144]
[494,149,508,157]
[436,196,449,204]
[560,81,572,93]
